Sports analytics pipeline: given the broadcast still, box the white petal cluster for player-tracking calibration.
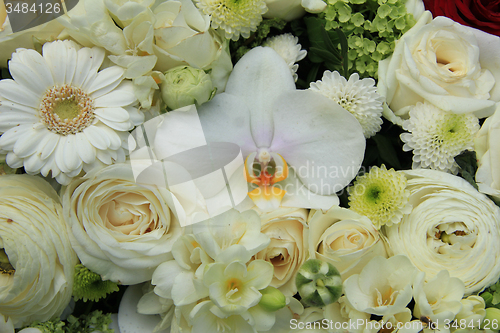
[401,102,479,174]
[309,71,384,138]
[62,163,183,285]
[137,209,281,332]
[385,169,500,294]
[0,40,144,185]
[263,33,307,82]
[0,175,77,328]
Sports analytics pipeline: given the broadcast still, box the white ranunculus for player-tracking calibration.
[254,208,308,296]
[343,255,418,317]
[62,163,185,285]
[378,11,500,125]
[0,175,77,328]
[308,207,387,281]
[413,270,465,325]
[384,169,500,294]
[475,105,500,201]
[152,0,232,91]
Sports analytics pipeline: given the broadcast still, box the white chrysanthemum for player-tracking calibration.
[195,0,267,41]
[263,33,307,82]
[0,40,144,185]
[401,103,480,174]
[309,71,384,138]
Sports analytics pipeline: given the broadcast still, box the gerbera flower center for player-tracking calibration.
[39,85,95,135]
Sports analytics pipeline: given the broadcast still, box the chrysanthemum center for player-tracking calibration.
[39,85,95,135]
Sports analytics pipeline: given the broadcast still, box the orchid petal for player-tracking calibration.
[222,47,295,148]
[270,90,365,195]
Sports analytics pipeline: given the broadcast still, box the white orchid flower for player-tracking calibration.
[193,47,365,211]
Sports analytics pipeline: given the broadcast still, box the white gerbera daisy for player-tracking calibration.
[263,33,307,82]
[0,40,144,184]
[195,0,267,41]
[309,71,383,138]
[401,103,480,174]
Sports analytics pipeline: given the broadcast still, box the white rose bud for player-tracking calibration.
[161,66,214,110]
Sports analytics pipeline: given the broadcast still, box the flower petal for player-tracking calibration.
[0,80,40,108]
[270,90,365,195]
[10,49,54,94]
[72,47,94,87]
[75,132,97,164]
[87,66,125,96]
[95,81,137,107]
[94,107,131,122]
[84,125,111,150]
[223,47,296,147]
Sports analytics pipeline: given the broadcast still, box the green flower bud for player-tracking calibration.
[482,308,500,328]
[296,259,342,307]
[161,66,215,110]
[259,286,287,312]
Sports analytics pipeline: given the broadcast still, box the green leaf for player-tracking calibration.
[336,28,349,78]
[455,150,478,190]
[372,134,402,169]
[309,47,341,64]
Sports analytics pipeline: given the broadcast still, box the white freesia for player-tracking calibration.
[104,0,155,27]
[475,105,500,201]
[378,12,500,125]
[137,209,271,332]
[413,270,465,324]
[455,295,486,328]
[308,207,387,281]
[343,255,418,317]
[162,47,365,212]
[384,169,500,294]
[0,175,77,328]
[62,163,184,285]
[254,207,308,296]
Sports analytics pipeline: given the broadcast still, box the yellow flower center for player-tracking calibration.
[39,85,95,135]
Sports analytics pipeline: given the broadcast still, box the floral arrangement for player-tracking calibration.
[0,0,500,332]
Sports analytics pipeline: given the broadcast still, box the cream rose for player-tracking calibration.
[254,208,308,296]
[384,169,500,294]
[308,207,387,281]
[378,11,500,125]
[0,175,77,328]
[475,104,500,201]
[62,163,184,285]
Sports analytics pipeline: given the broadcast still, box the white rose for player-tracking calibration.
[0,175,77,328]
[254,207,308,296]
[152,0,232,91]
[308,207,387,281]
[62,163,184,285]
[378,12,500,125]
[384,169,500,294]
[475,105,500,200]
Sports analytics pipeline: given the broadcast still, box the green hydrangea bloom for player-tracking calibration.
[73,264,119,302]
[321,0,416,78]
[27,311,114,333]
